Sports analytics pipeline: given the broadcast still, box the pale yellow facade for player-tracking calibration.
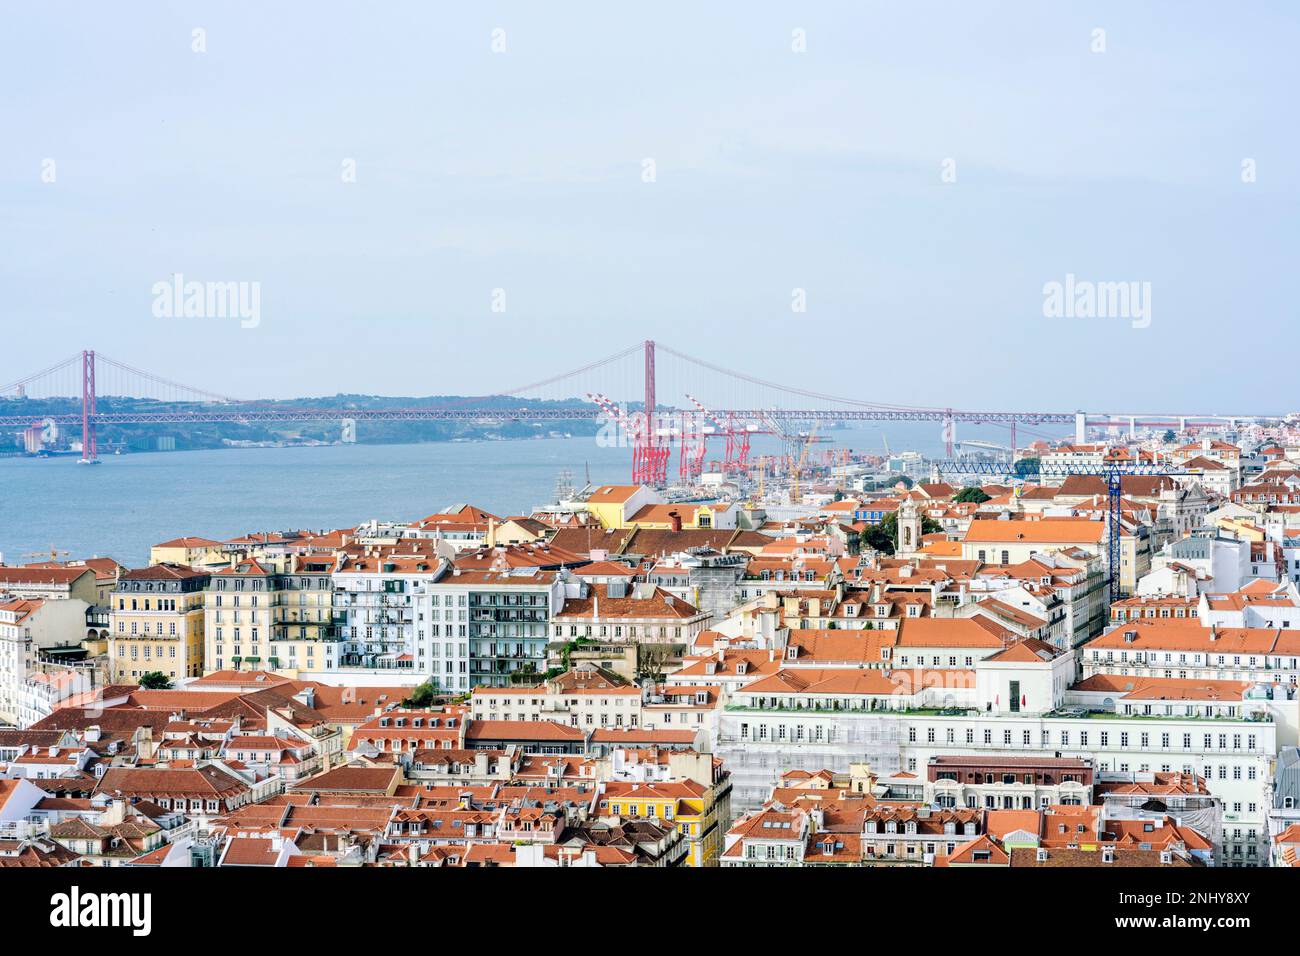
[108,566,209,684]
[205,560,336,676]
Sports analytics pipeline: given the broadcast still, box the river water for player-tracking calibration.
[0,422,1062,567]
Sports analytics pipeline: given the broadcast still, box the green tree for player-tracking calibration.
[1013,457,1041,479]
[139,671,172,690]
[858,511,943,555]
[403,680,437,707]
[952,486,991,504]
[1162,429,1176,442]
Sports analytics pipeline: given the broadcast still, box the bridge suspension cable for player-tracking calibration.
[0,352,82,397]
[488,342,644,398]
[93,352,237,403]
[655,343,942,412]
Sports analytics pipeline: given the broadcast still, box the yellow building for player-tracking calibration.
[584,485,660,530]
[1116,528,1153,596]
[599,769,732,867]
[204,556,337,676]
[150,536,228,569]
[108,564,210,684]
[625,502,738,530]
[1216,517,1266,542]
[488,517,551,546]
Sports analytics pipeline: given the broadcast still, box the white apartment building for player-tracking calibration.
[323,553,566,691]
[469,663,642,729]
[713,638,1280,865]
[1081,619,1300,693]
[1039,444,1108,477]
[314,553,450,687]
[1146,531,1253,595]
[432,568,569,690]
[0,598,90,727]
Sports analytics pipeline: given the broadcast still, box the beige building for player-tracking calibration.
[108,564,210,684]
[18,558,123,603]
[963,519,1106,566]
[149,536,228,569]
[0,566,98,605]
[550,580,711,646]
[204,556,336,676]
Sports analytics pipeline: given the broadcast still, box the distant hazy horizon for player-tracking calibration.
[3,2,1296,411]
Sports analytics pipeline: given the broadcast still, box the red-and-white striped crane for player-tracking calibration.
[587,392,670,486]
[686,393,751,475]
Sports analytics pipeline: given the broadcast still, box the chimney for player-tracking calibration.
[487,518,497,549]
[669,511,682,533]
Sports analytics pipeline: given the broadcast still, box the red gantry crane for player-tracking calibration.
[686,394,751,476]
[587,392,670,486]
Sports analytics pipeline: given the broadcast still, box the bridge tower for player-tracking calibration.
[639,339,669,486]
[80,349,98,463]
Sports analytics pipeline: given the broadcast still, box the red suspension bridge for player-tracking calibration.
[0,343,1284,482]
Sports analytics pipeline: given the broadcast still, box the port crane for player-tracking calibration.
[789,424,820,504]
[24,546,71,563]
[686,394,752,475]
[587,392,671,486]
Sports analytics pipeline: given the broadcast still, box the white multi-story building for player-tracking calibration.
[1146,531,1253,595]
[0,598,90,727]
[317,552,450,687]
[1197,580,1300,630]
[1039,444,1108,477]
[470,663,643,729]
[712,636,1281,865]
[430,568,569,690]
[326,552,567,690]
[1080,617,1300,699]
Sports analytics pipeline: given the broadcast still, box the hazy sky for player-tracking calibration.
[2,2,1296,412]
